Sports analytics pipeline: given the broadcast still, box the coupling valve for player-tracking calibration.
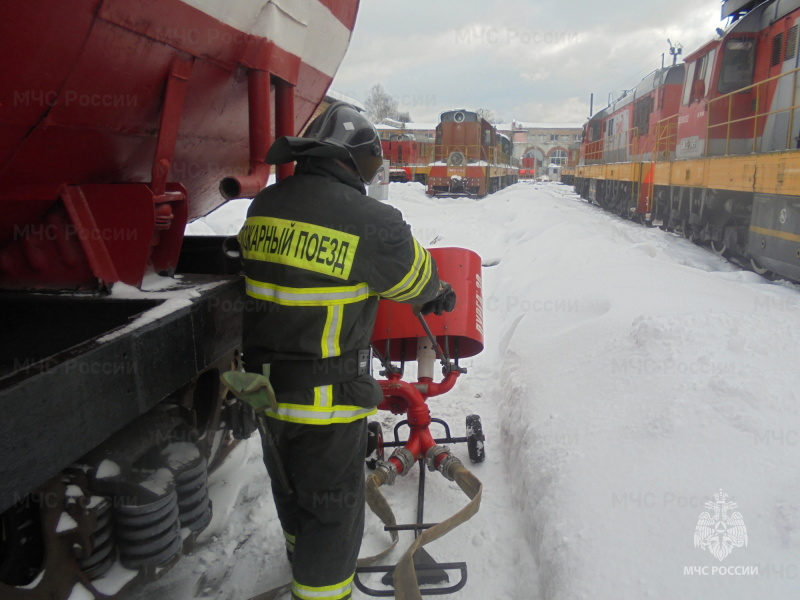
[426,445,463,481]
[389,447,416,476]
[374,460,398,486]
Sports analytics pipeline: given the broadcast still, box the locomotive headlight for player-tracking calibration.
[448,151,465,166]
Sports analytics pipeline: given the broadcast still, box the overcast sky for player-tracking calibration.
[331,0,726,125]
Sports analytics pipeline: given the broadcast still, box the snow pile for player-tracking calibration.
[120,182,798,599]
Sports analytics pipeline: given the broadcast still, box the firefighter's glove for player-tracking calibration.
[221,365,278,413]
[420,281,457,316]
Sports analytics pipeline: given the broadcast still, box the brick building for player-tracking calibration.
[500,121,583,175]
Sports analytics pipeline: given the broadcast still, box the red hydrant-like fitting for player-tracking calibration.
[377,368,461,476]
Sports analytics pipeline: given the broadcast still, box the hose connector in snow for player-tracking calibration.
[425,445,463,481]
[374,459,399,487]
[389,447,416,476]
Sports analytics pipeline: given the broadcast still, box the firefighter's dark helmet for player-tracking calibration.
[265,102,383,184]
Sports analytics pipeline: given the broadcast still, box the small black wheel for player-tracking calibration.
[465,414,485,464]
[365,421,384,470]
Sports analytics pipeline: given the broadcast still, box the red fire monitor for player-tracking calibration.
[372,246,484,361]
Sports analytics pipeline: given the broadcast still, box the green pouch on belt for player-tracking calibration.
[221,365,277,413]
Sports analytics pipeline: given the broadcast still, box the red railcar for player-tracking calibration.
[0,2,360,598]
[519,156,536,180]
[575,0,800,283]
[577,63,685,216]
[380,134,433,183]
[426,110,518,197]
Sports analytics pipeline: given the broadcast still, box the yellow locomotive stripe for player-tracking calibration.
[749,226,800,243]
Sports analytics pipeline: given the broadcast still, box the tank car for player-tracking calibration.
[426,110,518,197]
[574,0,800,282]
[0,1,360,598]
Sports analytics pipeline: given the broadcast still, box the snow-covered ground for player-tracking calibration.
[120,181,799,600]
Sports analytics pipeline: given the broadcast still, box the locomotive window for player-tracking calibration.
[683,50,716,104]
[633,96,654,137]
[682,61,696,105]
[589,120,601,141]
[718,38,755,94]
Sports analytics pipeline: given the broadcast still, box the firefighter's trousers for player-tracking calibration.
[260,416,368,600]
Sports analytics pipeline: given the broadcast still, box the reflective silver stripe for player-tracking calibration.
[314,385,333,408]
[245,278,370,306]
[322,305,343,358]
[392,243,433,302]
[381,240,433,301]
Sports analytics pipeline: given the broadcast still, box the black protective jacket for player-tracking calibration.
[239,157,441,424]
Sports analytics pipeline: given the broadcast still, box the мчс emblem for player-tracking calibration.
[693,489,748,561]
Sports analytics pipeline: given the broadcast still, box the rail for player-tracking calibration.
[706,64,800,155]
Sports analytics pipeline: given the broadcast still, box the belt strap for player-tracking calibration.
[268,348,371,394]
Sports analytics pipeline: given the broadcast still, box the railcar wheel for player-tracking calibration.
[365,421,384,470]
[710,239,728,256]
[750,258,772,276]
[466,414,486,464]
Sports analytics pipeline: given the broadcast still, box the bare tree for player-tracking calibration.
[365,84,398,123]
[476,108,499,123]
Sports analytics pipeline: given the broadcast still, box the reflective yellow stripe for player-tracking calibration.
[266,402,376,425]
[313,385,333,408]
[750,225,800,243]
[393,242,433,302]
[321,305,343,358]
[283,530,296,549]
[239,216,359,280]
[245,278,370,306]
[380,240,433,301]
[292,574,354,600]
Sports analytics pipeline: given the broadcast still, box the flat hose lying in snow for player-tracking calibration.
[365,464,483,599]
[247,466,481,600]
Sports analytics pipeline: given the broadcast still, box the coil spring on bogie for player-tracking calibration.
[173,452,212,534]
[112,473,183,570]
[77,497,116,579]
[70,439,213,577]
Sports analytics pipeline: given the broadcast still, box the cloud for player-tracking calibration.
[333,0,726,124]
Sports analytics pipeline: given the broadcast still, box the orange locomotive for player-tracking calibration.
[575,0,800,282]
[380,133,434,184]
[427,110,518,197]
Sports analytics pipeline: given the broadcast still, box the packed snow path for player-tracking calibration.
[117,181,799,600]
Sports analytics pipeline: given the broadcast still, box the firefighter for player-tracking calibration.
[237,102,456,600]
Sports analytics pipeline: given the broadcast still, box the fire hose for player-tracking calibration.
[364,462,482,599]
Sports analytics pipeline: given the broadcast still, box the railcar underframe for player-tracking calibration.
[0,238,247,599]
